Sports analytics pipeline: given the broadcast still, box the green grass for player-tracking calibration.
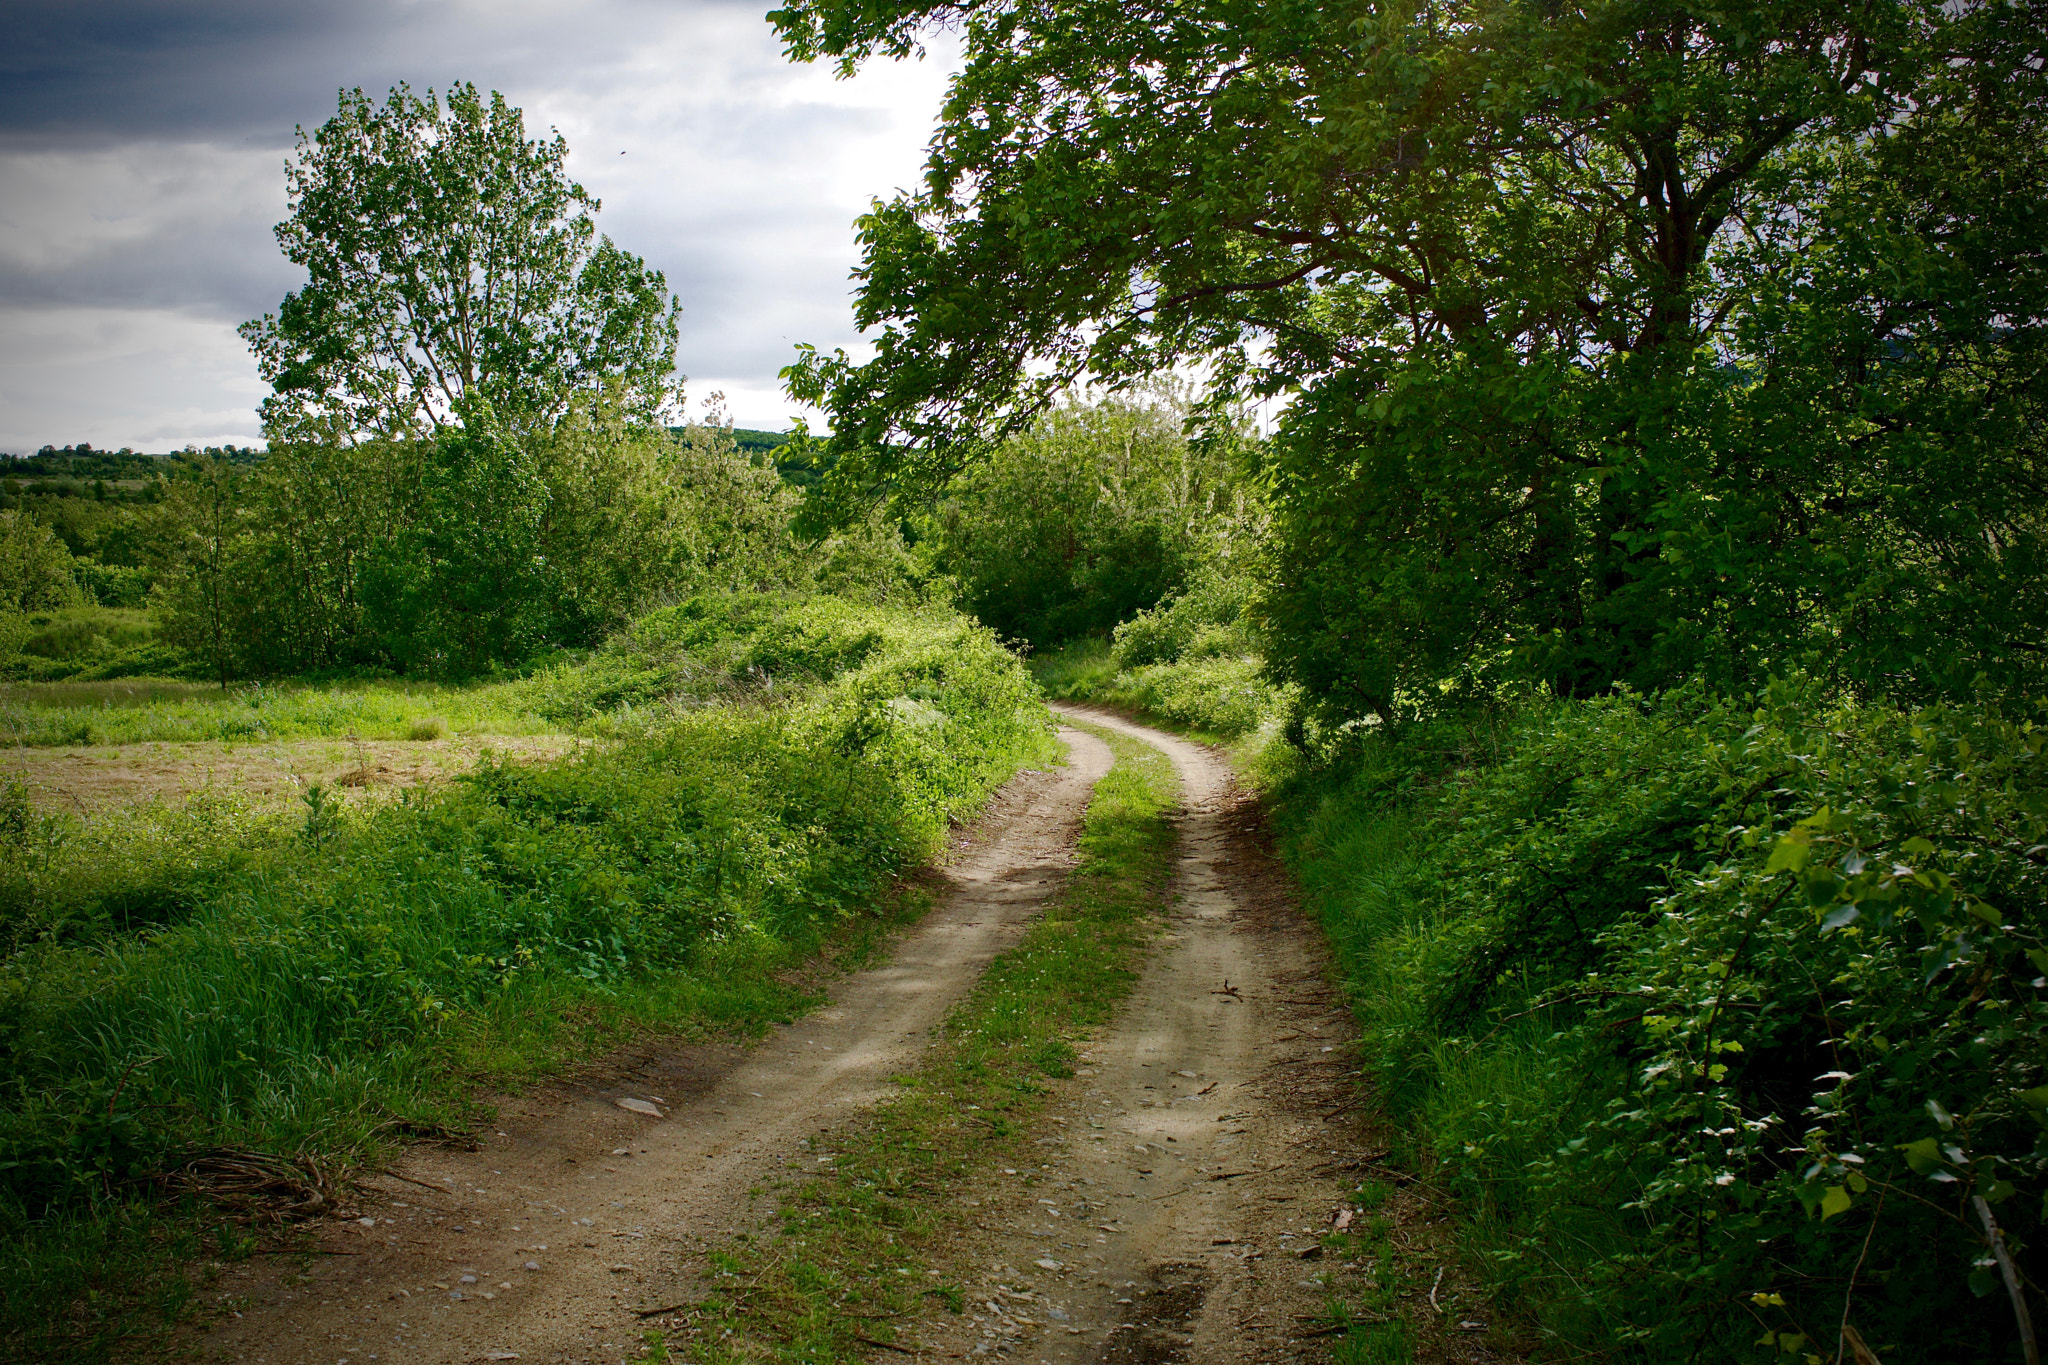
[676,720,1180,1362]
[0,674,556,747]
[0,596,1060,1363]
[1029,636,1290,742]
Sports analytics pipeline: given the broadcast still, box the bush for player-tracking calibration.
[0,597,1054,1242]
[1111,565,1258,668]
[1274,682,2046,1361]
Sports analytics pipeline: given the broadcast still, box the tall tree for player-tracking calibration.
[242,83,681,442]
[774,0,2048,714]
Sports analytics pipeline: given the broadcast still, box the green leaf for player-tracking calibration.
[1820,904,1861,932]
[1766,830,1812,874]
[1898,1137,1944,1175]
[1818,1185,1852,1221]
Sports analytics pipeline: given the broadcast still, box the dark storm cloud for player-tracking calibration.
[0,0,773,148]
[1,1,374,146]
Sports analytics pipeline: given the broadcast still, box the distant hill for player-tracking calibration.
[731,428,794,456]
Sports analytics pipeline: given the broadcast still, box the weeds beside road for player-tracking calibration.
[0,595,1056,1364]
[676,720,1177,1362]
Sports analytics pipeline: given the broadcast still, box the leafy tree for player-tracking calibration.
[0,509,82,660]
[919,395,1257,643]
[361,417,555,673]
[242,82,681,442]
[774,0,2048,715]
[148,455,251,687]
[0,511,83,616]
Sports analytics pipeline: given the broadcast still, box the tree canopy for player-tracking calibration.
[774,0,2048,714]
[241,83,681,443]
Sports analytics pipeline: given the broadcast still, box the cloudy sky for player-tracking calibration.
[0,0,958,452]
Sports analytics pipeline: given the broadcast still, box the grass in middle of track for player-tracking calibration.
[667,722,1179,1363]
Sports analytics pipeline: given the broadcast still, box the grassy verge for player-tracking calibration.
[668,721,1179,1363]
[1030,637,1289,745]
[0,673,556,747]
[0,596,1060,1363]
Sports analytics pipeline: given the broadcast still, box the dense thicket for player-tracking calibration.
[1264,686,2048,1361]
[128,403,913,681]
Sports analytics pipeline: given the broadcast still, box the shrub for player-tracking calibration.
[1275,682,2047,1361]
[1111,565,1258,668]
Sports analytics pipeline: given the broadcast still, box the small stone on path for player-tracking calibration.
[614,1097,663,1118]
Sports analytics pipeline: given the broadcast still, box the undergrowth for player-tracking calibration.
[1271,682,2048,1363]
[0,594,1058,1363]
[677,721,1178,1362]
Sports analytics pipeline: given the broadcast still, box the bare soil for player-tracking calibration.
[197,726,1118,1365]
[194,710,1513,1365]
[897,706,1511,1365]
[0,734,584,814]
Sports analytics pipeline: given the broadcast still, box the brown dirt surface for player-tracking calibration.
[0,734,586,814]
[894,705,1515,1365]
[196,725,1118,1365]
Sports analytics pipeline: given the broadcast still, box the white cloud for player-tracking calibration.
[0,306,269,450]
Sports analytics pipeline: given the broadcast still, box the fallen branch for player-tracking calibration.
[1976,1195,2041,1365]
[853,1334,918,1354]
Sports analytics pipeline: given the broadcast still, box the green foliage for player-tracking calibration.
[1272,684,2047,1360]
[0,598,1054,1360]
[137,402,843,680]
[774,0,2047,712]
[360,420,555,672]
[914,394,1259,644]
[0,511,83,617]
[241,82,679,443]
[1111,562,1259,669]
[0,792,282,955]
[0,608,168,682]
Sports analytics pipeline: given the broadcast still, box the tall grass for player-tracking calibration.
[0,595,1059,1362]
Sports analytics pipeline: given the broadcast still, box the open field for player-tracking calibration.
[0,733,587,814]
[0,674,558,747]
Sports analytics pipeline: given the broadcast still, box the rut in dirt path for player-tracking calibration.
[912,705,1426,1365]
[202,726,1114,1365]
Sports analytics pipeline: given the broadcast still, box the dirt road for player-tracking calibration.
[202,710,1442,1365]
[203,726,1115,1365]
[898,704,1396,1365]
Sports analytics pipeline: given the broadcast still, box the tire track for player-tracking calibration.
[203,726,1115,1365]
